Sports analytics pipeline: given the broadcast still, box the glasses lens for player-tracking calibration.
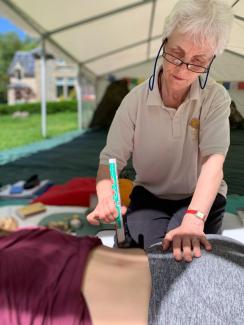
[163,53,208,73]
[163,53,181,66]
[188,65,207,73]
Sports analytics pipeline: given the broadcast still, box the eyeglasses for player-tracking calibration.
[162,52,209,73]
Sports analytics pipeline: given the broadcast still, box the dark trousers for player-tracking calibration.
[122,186,226,249]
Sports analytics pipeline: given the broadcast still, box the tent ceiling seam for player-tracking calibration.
[1,0,46,35]
[84,34,162,64]
[231,0,240,8]
[45,0,154,37]
[147,0,157,60]
[42,36,96,80]
[225,49,244,60]
[234,14,244,22]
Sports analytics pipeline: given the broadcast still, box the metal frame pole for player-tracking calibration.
[76,64,83,129]
[41,38,47,137]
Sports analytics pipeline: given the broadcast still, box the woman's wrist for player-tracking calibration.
[96,179,113,201]
[182,214,205,230]
[185,209,206,222]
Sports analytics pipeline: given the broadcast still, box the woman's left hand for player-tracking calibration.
[162,214,212,262]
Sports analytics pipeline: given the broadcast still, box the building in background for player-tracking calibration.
[7,48,94,105]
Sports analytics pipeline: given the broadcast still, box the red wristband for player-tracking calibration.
[186,209,206,222]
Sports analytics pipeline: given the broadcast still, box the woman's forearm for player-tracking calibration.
[96,164,114,201]
[96,164,111,183]
[188,154,225,216]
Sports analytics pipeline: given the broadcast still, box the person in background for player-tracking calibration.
[229,100,244,129]
[87,0,234,262]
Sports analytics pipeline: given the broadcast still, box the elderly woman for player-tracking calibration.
[87,0,234,261]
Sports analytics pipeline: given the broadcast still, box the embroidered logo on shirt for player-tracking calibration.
[189,118,200,140]
[189,118,200,129]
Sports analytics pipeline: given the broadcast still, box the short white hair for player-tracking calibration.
[162,0,233,55]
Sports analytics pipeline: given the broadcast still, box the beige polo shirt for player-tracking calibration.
[100,68,231,200]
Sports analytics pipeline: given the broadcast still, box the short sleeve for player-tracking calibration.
[199,85,231,158]
[99,91,137,172]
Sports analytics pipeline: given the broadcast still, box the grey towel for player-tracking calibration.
[147,235,244,325]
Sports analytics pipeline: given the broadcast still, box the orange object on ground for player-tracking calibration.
[119,178,133,207]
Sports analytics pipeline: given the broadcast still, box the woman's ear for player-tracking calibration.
[162,38,167,46]
[149,38,168,91]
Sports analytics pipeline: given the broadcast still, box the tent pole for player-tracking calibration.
[41,38,47,137]
[76,64,83,129]
[94,77,98,108]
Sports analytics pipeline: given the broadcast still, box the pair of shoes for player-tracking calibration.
[24,174,40,190]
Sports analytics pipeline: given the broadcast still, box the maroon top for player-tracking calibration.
[0,228,101,325]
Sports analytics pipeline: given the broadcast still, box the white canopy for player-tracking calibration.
[1,0,244,135]
[0,0,244,82]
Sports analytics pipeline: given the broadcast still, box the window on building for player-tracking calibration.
[67,77,75,85]
[56,78,65,98]
[56,85,64,98]
[56,77,65,85]
[55,77,77,99]
[14,68,22,80]
[68,85,75,98]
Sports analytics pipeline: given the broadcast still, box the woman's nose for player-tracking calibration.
[175,63,188,72]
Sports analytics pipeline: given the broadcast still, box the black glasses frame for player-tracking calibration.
[149,37,216,91]
[162,52,210,73]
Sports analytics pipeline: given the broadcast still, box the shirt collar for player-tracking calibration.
[147,67,201,106]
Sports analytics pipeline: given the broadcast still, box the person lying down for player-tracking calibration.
[0,227,243,325]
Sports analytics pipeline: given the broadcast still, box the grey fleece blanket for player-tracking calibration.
[147,235,244,325]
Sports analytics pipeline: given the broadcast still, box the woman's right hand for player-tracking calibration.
[87,166,128,225]
[87,195,117,225]
[87,196,127,225]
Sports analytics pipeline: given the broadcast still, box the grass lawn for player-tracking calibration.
[0,112,79,150]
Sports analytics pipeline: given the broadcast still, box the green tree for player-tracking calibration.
[22,35,38,51]
[0,32,38,103]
